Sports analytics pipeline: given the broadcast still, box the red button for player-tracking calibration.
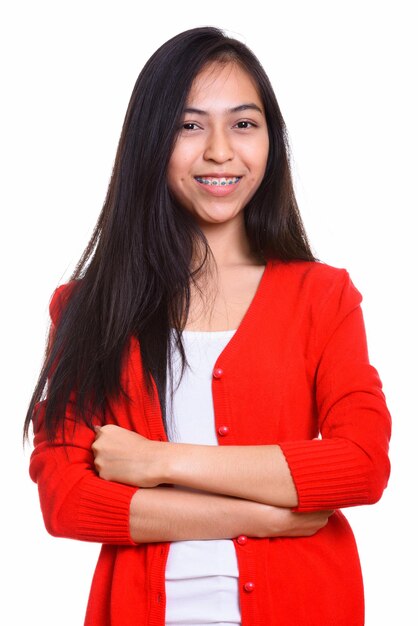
[213,367,224,379]
[217,425,230,436]
[237,535,248,545]
[244,581,255,593]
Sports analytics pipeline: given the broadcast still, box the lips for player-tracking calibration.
[194,175,242,197]
[195,176,241,186]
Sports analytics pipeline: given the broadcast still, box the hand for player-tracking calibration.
[92,424,167,487]
[268,507,335,538]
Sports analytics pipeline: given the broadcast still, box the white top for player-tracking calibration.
[164,329,241,626]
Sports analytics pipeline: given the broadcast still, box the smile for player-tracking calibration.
[195,176,241,186]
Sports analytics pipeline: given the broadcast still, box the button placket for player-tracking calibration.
[217,425,230,436]
[213,366,224,379]
[213,365,230,441]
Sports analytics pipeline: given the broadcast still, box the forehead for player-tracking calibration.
[186,61,264,110]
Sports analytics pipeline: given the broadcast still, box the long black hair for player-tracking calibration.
[24,26,315,441]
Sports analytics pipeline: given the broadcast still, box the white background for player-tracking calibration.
[2,1,416,624]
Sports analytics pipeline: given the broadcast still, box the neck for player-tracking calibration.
[195,215,261,268]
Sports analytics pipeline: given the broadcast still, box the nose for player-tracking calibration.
[203,128,234,163]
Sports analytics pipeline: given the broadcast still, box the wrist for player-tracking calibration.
[157,441,179,484]
[161,441,208,487]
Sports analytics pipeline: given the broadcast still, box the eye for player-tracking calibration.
[235,120,256,129]
[181,122,200,131]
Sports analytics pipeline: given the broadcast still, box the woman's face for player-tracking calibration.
[167,61,269,228]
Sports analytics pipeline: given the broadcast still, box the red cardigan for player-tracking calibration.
[30,260,391,626]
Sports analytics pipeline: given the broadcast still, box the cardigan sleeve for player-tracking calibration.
[29,284,138,544]
[279,269,392,512]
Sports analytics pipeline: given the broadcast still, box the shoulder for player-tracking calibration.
[265,260,363,329]
[268,258,349,283]
[49,280,79,326]
[268,259,361,302]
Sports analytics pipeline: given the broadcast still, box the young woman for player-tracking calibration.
[25,26,391,626]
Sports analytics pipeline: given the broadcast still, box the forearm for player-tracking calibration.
[130,485,281,543]
[93,426,298,508]
[163,443,298,508]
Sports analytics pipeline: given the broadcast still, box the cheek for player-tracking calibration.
[168,140,197,171]
[250,153,268,183]
[244,135,269,177]
[168,159,190,189]
[167,159,194,208]
[167,169,188,197]
[166,159,183,193]
[257,142,270,180]
[167,143,183,181]
[259,135,270,165]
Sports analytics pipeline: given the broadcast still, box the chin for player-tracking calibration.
[198,210,242,225]
[195,202,243,221]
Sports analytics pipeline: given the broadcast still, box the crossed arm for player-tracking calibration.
[92,425,331,543]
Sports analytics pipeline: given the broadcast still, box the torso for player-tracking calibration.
[183,261,267,331]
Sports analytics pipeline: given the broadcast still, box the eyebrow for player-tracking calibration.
[183,103,264,116]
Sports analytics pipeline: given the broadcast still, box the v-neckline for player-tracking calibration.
[142,259,275,441]
[210,258,273,365]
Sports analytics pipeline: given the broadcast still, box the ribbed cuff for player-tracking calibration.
[279,439,370,512]
[75,475,138,544]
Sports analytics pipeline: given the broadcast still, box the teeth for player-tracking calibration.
[195,176,240,186]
